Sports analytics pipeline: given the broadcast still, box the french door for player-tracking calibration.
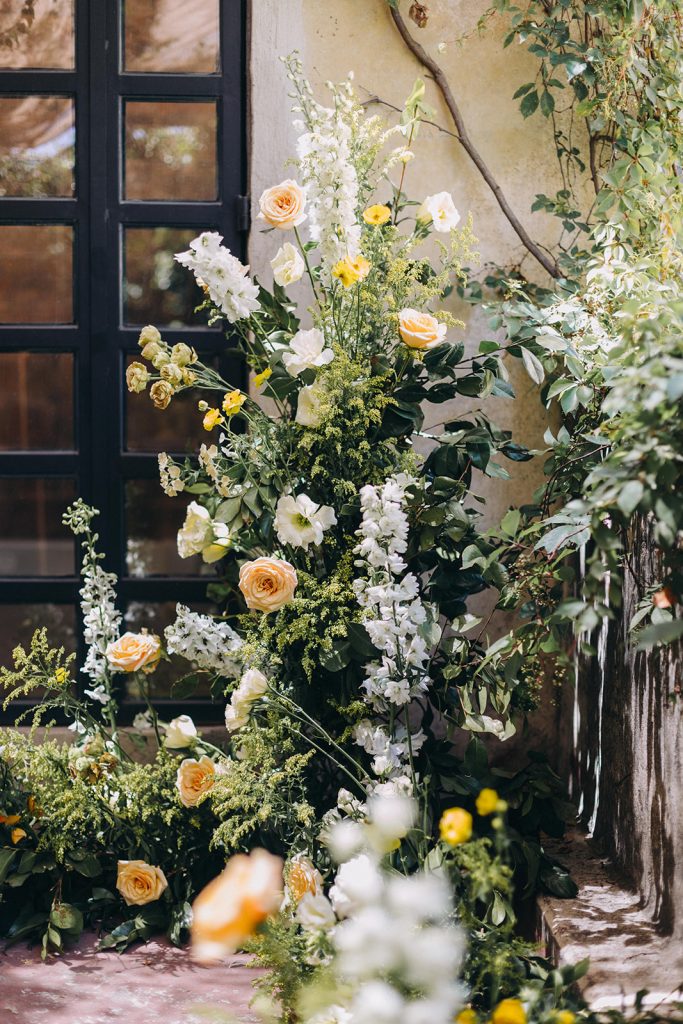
[0,0,247,723]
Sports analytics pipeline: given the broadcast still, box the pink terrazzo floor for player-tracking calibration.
[1,935,262,1024]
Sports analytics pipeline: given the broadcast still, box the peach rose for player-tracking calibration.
[105,632,161,674]
[398,308,447,350]
[191,849,283,962]
[176,755,216,808]
[258,179,306,230]
[238,557,298,613]
[286,853,323,903]
[116,860,168,906]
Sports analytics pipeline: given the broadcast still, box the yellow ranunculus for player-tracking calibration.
[475,787,506,816]
[456,1010,478,1024]
[222,390,246,417]
[439,807,473,846]
[491,998,527,1024]
[203,408,224,431]
[253,367,272,388]
[363,204,391,226]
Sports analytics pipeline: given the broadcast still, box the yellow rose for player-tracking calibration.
[491,999,527,1024]
[286,853,323,903]
[176,755,216,807]
[222,390,246,417]
[258,179,306,230]
[238,556,298,613]
[138,324,161,348]
[398,308,447,350]
[150,379,174,409]
[126,361,150,393]
[116,859,168,906]
[203,407,224,431]
[476,787,506,816]
[254,367,272,388]
[439,807,473,846]
[105,632,161,674]
[191,849,283,962]
[363,204,391,226]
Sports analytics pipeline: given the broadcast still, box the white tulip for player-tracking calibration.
[165,714,197,749]
[271,242,305,287]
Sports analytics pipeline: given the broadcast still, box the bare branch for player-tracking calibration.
[388,3,560,280]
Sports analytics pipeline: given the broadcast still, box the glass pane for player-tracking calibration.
[123,601,214,699]
[0,225,73,324]
[0,0,74,69]
[123,226,206,327]
[0,605,77,698]
[0,96,75,198]
[0,353,73,450]
[124,0,219,73]
[125,479,210,577]
[0,478,75,576]
[124,100,217,202]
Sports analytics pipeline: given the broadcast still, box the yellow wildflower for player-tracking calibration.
[553,1014,576,1024]
[254,367,272,388]
[439,807,473,846]
[475,787,507,816]
[456,1011,477,1024]
[491,999,527,1024]
[222,390,246,417]
[203,408,224,431]
[11,827,27,844]
[332,254,371,288]
[54,666,69,686]
[363,204,391,226]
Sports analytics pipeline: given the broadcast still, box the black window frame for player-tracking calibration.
[0,0,247,725]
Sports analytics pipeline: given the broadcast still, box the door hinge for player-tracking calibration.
[236,195,251,233]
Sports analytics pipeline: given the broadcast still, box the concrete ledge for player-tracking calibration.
[537,830,683,1015]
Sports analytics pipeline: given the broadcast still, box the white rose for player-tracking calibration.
[165,714,197,749]
[417,191,461,232]
[282,328,334,377]
[274,493,337,551]
[296,892,337,932]
[271,242,305,287]
[295,379,328,428]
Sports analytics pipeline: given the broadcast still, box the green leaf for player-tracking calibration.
[617,480,644,518]
[521,347,545,384]
[636,619,683,650]
[50,904,84,934]
[0,847,17,885]
[520,90,539,118]
[540,90,555,117]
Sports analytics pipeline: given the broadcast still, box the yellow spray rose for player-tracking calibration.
[239,556,298,613]
[176,755,216,808]
[150,380,174,409]
[363,204,391,226]
[258,179,306,229]
[398,308,447,350]
[126,361,150,393]
[439,807,473,846]
[105,632,161,674]
[116,860,168,906]
[191,849,283,962]
[491,999,527,1024]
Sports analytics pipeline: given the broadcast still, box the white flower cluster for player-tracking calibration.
[353,721,425,781]
[353,475,432,712]
[165,603,242,678]
[175,231,260,323]
[294,81,361,277]
[158,452,184,497]
[305,800,465,1024]
[80,564,122,691]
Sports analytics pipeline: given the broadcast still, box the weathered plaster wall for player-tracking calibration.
[561,518,683,942]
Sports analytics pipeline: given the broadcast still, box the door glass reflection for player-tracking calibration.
[0,96,75,198]
[124,0,219,73]
[125,479,209,577]
[124,100,217,201]
[123,226,206,327]
[0,0,75,69]
[0,224,73,324]
[0,478,76,576]
[0,352,74,450]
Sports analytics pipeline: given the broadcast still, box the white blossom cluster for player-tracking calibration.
[352,475,432,712]
[80,563,121,695]
[175,231,260,323]
[165,603,242,678]
[303,800,465,1024]
[158,452,184,497]
[353,721,425,781]
[294,80,361,277]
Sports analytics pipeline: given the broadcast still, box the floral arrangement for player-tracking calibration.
[1,59,588,1021]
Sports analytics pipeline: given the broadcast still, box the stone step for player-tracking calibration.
[537,830,683,1017]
